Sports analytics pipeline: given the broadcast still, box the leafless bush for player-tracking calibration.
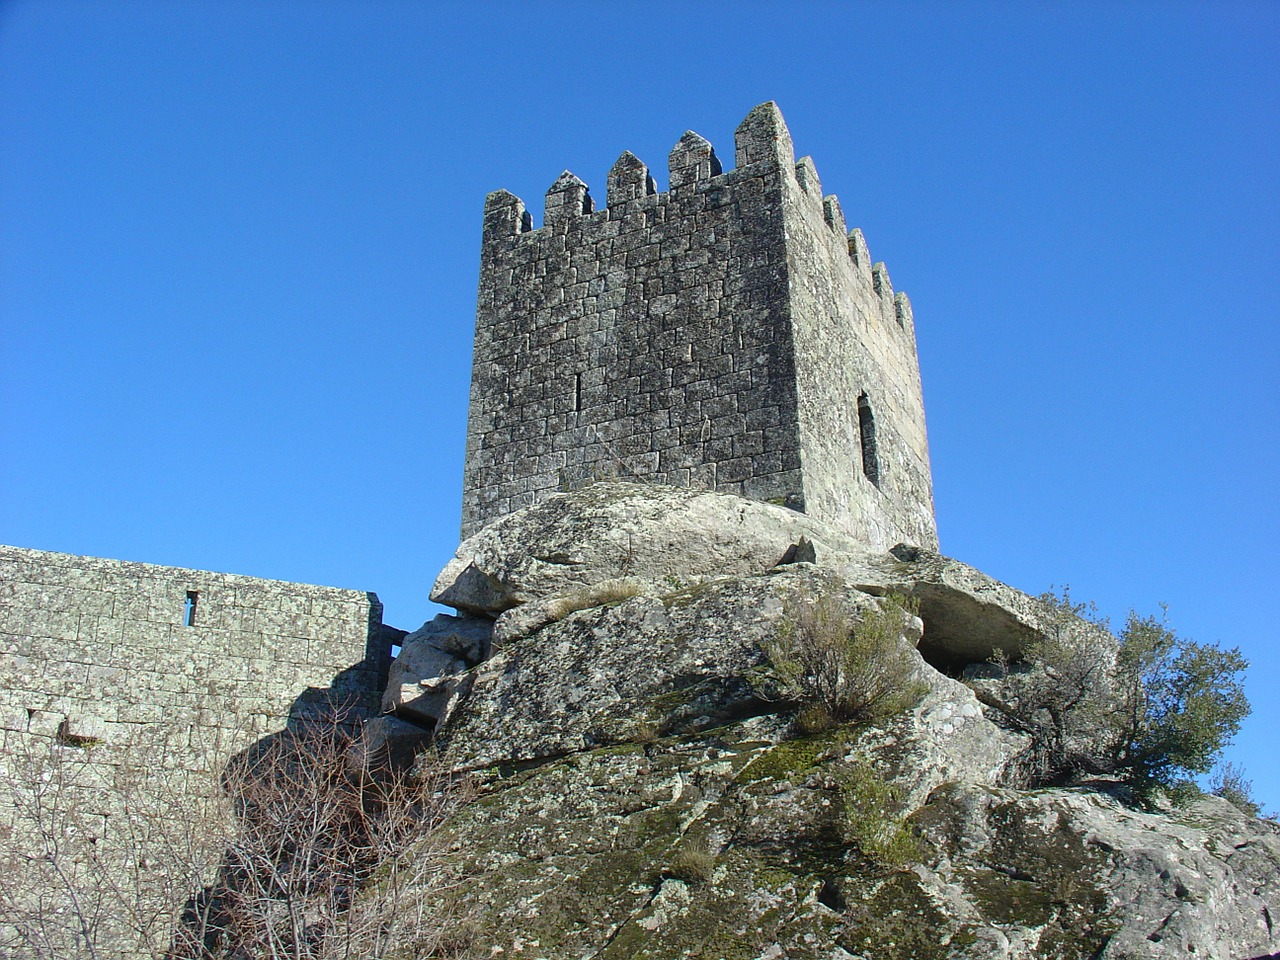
[764,593,927,730]
[174,717,474,960]
[0,725,233,959]
[1209,762,1262,818]
[0,717,474,960]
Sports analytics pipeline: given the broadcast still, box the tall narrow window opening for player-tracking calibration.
[574,373,583,413]
[184,591,199,627]
[857,392,880,487]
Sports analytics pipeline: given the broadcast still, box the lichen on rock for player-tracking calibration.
[368,484,1280,959]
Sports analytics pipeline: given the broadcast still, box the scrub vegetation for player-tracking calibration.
[983,588,1251,801]
[763,593,927,733]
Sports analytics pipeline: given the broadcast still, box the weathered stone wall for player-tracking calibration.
[462,101,937,550]
[0,544,390,950]
[0,545,388,754]
[781,145,936,549]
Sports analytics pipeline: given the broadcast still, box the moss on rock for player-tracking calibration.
[734,727,849,784]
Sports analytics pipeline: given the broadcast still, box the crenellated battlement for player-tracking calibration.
[463,102,936,549]
[607,151,657,205]
[479,103,915,347]
[668,131,721,188]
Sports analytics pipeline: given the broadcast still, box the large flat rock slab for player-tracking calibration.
[430,482,1110,669]
[435,562,1025,787]
[431,482,865,616]
[837,546,1115,667]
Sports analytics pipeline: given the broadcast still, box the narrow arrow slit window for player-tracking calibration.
[857,392,880,487]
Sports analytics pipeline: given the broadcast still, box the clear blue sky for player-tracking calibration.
[2,2,1276,809]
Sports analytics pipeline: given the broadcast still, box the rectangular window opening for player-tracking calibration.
[184,591,199,627]
[857,392,881,488]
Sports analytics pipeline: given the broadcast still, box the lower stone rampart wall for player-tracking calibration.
[0,544,391,955]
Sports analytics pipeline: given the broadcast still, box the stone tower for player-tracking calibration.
[462,102,937,551]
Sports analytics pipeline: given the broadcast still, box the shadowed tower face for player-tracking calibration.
[461,101,937,552]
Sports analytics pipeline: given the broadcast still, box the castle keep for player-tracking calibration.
[463,101,937,550]
[2,101,940,956]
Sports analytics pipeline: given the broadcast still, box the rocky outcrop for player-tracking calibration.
[912,785,1280,958]
[380,613,493,728]
[367,484,1279,959]
[408,731,1279,960]
[428,483,1109,665]
[435,564,1028,780]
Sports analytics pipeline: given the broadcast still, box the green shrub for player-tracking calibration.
[794,703,838,736]
[631,721,660,744]
[993,589,1251,798]
[764,592,927,730]
[1113,610,1250,795]
[837,761,922,869]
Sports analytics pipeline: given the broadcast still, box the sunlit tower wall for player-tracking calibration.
[461,102,937,551]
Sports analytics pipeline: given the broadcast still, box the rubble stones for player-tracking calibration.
[380,613,493,723]
[398,613,493,666]
[350,715,433,772]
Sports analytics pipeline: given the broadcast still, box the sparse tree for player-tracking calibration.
[1113,611,1249,796]
[982,590,1251,800]
[988,587,1119,783]
[1209,762,1263,818]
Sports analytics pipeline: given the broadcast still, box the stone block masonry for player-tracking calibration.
[0,544,392,950]
[462,101,938,550]
[0,545,389,754]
